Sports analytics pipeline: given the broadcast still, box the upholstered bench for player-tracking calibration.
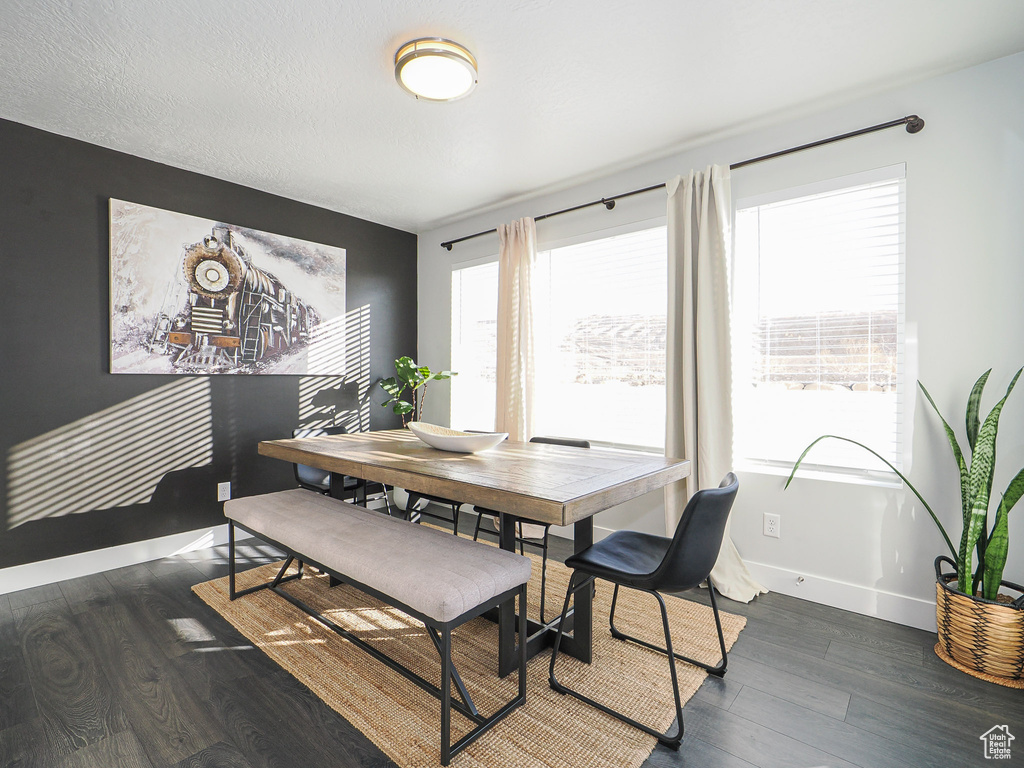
[224,489,530,765]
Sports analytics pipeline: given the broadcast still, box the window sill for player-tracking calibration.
[590,440,663,456]
[738,460,904,490]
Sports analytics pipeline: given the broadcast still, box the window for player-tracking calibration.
[451,261,498,432]
[533,227,667,449]
[450,225,667,450]
[732,165,906,476]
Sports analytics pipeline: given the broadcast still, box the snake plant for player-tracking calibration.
[786,367,1024,600]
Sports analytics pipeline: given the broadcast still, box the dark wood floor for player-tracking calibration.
[1,524,1021,768]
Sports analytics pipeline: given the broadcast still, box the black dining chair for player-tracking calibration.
[404,490,464,535]
[548,472,739,750]
[292,426,392,514]
[472,436,591,624]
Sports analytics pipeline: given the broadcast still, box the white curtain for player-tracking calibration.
[494,217,545,538]
[665,166,767,603]
[495,217,537,442]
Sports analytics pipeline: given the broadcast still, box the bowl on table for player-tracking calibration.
[407,422,508,453]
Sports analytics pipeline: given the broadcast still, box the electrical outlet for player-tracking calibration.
[217,482,231,502]
[763,512,780,538]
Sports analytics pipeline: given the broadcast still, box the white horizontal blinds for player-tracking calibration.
[534,226,667,450]
[735,170,906,472]
[450,261,499,431]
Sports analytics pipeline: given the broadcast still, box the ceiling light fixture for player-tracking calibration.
[394,38,477,102]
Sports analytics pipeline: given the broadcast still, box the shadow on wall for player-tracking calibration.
[875,490,931,603]
[6,378,213,530]
[299,304,372,432]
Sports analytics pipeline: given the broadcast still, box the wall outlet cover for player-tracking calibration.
[217,482,231,502]
[763,512,780,538]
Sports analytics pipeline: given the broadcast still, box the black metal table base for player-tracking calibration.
[496,513,593,677]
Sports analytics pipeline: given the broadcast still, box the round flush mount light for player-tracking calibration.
[394,38,477,102]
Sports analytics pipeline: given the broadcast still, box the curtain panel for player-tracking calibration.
[665,166,767,603]
[495,217,537,441]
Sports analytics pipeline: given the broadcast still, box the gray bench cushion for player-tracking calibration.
[225,489,531,623]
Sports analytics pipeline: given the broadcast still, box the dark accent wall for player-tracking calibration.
[0,118,416,569]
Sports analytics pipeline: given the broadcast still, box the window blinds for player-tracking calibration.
[450,225,668,449]
[734,167,906,473]
[450,261,499,431]
[533,226,667,449]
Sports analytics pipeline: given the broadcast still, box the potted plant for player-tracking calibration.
[786,367,1024,687]
[378,356,456,426]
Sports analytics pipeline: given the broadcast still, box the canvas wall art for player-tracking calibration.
[110,199,346,375]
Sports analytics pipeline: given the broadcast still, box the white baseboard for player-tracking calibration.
[568,533,936,632]
[745,560,937,632]
[0,525,230,596]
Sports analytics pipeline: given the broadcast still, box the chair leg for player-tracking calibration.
[538,528,550,624]
[550,575,683,749]
[549,571,589,684]
[509,524,552,623]
[653,590,685,748]
[406,492,422,524]
[473,510,483,541]
[609,579,728,677]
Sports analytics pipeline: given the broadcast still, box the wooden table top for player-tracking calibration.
[259,429,690,527]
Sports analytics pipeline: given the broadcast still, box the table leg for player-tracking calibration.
[558,517,594,663]
[328,472,347,500]
[327,473,347,587]
[497,512,519,677]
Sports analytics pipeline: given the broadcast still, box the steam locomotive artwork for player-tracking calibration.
[109,199,346,376]
[148,225,319,371]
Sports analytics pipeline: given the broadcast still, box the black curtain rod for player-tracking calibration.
[440,114,924,250]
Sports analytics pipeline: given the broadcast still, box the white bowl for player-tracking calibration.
[407,422,508,453]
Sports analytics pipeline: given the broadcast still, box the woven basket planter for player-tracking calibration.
[934,556,1024,688]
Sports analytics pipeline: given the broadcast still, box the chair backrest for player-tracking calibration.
[529,436,591,449]
[292,426,347,488]
[650,473,739,592]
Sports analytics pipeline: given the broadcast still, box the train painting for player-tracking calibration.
[110,200,346,375]
[148,225,320,371]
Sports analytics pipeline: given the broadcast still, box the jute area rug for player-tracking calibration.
[193,544,745,768]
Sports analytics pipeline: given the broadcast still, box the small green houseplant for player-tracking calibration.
[786,367,1024,684]
[379,356,456,426]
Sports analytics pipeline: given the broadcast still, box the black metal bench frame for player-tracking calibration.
[227,520,527,765]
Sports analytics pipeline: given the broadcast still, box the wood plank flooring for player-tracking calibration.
[1,529,1020,768]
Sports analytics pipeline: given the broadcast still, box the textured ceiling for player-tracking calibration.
[2,0,1024,232]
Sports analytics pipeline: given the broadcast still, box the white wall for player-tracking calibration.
[418,53,1024,630]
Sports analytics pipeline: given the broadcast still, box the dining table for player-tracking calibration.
[258,428,691,676]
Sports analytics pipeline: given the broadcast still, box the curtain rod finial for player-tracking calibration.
[905,115,925,133]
